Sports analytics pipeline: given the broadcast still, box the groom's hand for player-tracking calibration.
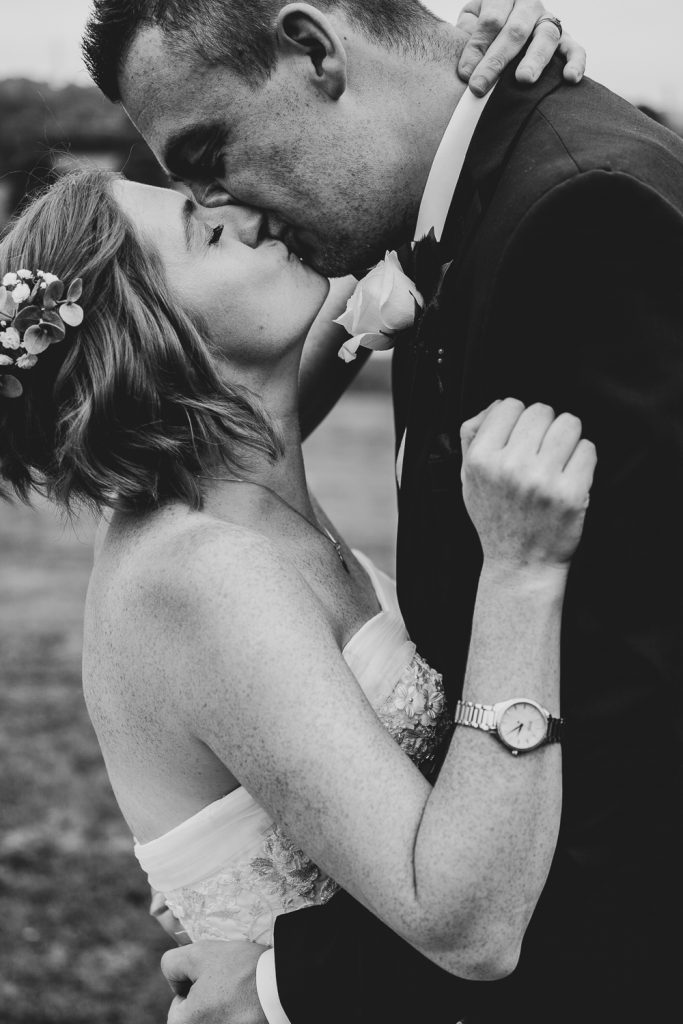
[162,941,268,1024]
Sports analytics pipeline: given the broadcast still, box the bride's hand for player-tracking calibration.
[461,398,597,574]
[456,1,587,97]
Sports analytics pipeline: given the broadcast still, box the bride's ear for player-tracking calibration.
[275,3,347,101]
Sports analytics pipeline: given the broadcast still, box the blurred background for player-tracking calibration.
[1,2,682,1021]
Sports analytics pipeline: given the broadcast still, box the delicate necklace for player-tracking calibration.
[211,477,350,574]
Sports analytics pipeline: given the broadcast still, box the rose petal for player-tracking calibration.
[357,331,396,352]
[22,325,51,355]
[337,336,362,363]
[59,302,84,327]
[0,374,23,399]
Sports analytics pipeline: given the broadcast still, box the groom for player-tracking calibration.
[83,2,683,1022]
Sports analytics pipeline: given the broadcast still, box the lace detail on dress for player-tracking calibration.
[163,825,339,944]
[377,653,453,779]
[249,825,340,904]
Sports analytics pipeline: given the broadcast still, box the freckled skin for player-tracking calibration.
[84,385,590,975]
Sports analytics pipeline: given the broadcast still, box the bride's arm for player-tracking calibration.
[154,401,594,979]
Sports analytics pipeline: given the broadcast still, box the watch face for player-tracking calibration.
[497,701,548,752]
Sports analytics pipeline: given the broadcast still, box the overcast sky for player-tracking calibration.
[3,1,682,113]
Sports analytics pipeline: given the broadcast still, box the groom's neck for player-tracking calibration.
[378,24,470,235]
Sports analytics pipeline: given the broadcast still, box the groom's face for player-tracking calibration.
[119,27,411,278]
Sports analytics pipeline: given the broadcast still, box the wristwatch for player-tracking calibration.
[453,698,562,756]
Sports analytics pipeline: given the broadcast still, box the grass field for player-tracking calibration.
[0,383,397,1023]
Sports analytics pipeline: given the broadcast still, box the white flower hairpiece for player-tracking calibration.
[0,269,84,400]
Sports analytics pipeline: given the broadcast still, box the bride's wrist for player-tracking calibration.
[479,559,569,596]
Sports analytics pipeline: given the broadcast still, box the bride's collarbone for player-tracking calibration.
[94,501,378,654]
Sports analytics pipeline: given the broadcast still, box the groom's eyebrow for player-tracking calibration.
[163,122,227,179]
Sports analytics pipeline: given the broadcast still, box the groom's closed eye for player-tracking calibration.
[164,122,229,184]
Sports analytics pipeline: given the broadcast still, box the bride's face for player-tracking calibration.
[112,181,330,366]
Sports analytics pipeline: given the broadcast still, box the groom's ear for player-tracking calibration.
[275,4,347,101]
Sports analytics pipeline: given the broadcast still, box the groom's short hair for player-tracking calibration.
[83,0,436,100]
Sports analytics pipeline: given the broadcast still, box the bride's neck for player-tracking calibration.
[202,402,316,523]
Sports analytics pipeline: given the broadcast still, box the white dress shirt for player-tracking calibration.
[396,83,496,487]
[256,83,496,1024]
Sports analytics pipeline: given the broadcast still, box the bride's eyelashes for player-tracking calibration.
[208,224,224,246]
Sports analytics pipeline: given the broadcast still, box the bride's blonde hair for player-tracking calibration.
[0,168,282,512]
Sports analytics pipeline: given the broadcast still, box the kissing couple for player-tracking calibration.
[1,2,682,1022]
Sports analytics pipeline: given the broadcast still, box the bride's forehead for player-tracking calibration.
[113,180,182,217]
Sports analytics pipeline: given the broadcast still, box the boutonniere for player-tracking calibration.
[335,250,424,363]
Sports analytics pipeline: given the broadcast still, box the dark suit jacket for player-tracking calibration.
[274,59,683,1023]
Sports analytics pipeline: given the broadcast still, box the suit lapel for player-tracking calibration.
[396,57,569,631]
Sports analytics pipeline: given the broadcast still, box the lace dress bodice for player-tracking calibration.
[134,552,452,946]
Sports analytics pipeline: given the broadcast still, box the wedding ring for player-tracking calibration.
[535,15,563,37]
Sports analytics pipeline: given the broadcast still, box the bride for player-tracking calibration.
[0,169,595,980]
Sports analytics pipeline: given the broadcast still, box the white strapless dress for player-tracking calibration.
[134,552,451,946]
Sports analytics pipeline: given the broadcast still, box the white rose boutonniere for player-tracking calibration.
[335,250,424,363]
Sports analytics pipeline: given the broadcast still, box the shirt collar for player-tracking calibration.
[414,84,497,243]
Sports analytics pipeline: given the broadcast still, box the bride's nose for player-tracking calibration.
[221,206,264,248]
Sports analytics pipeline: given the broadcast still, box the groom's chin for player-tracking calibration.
[307,242,388,280]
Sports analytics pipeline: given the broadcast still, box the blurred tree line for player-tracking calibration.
[0,78,166,226]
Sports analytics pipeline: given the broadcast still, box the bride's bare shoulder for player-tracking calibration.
[94,508,319,640]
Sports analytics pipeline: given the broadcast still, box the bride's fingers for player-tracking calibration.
[537,412,584,469]
[560,32,587,83]
[563,438,598,498]
[466,397,526,452]
[504,402,556,453]
[460,401,502,461]
[514,16,562,84]
[458,0,519,82]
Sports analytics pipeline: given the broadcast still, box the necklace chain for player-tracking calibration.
[210,477,350,574]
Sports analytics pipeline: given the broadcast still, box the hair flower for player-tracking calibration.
[1,327,21,350]
[0,268,85,399]
[12,282,31,304]
[58,279,84,327]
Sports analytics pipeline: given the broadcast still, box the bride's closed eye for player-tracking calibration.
[208,224,224,245]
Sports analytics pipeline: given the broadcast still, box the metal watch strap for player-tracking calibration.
[453,701,498,732]
[453,700,562,744]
